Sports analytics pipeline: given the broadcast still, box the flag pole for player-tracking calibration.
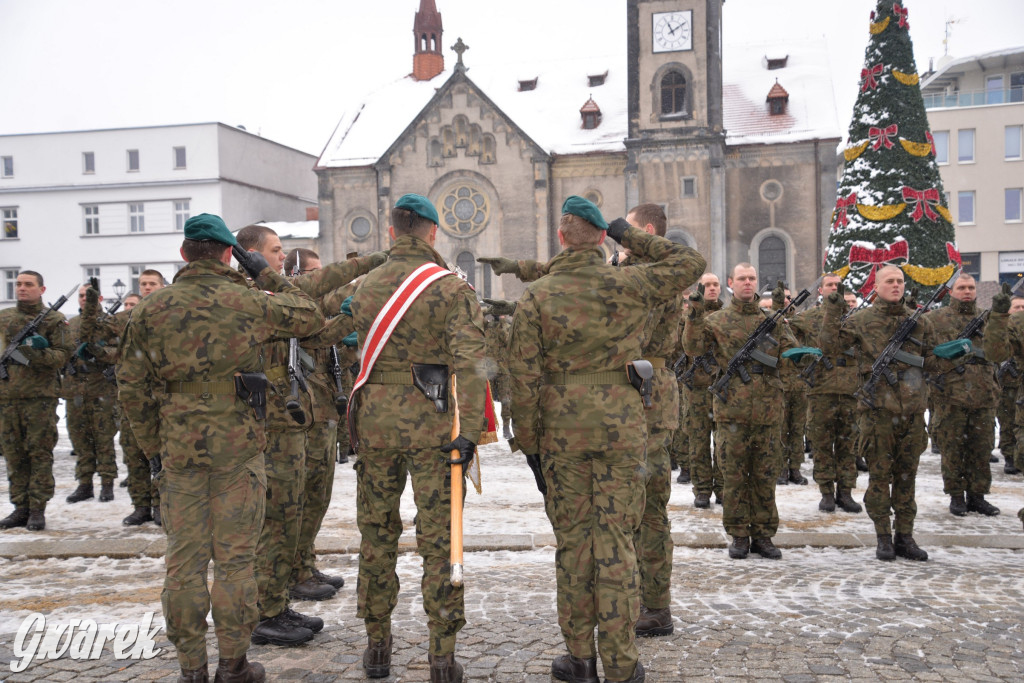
[449,374,464,587]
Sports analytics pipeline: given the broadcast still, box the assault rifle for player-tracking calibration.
[799,290,876,388]
[329,345,348,417]
[285,251,308,424]
[998,358,1021,382]
[679,351,716,389]
[855,269,961,409]
[708,287,811,402]
[0,284,78,380]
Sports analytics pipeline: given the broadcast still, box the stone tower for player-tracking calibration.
[413,0,444,81]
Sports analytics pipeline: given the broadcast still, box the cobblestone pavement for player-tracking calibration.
[1,546,1022,681]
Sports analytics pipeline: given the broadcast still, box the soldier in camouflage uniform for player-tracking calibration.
[117,214,325,682]
[923,274,1001,517]
[773,287,810,486]
[63,285,120,505]
[0,271,72,532]
[820,266,949,562]
[484,314,513,439]
[995,296,1024,475]
[348,194,486,683]
[509,197,704,683]
[684,266,797,561]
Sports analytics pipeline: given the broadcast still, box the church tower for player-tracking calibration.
[413,0,444,81]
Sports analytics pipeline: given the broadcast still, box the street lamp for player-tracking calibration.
[113,279,126,298]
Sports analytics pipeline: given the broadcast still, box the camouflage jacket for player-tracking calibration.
[793,305,859,396]
[61,313,118,400]
[0,300,71,400]
[981,311,1024,398]
[678,299,723,390]
[483,316,510,381]
[117,259,324,467]
[683,296,798,425]
[508,226,705,455]
[349,234,487,448]
[820,297,938,416]
[922,299,998,408]
[773,300,815,391]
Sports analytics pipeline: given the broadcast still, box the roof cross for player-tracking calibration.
[451,37,469,72]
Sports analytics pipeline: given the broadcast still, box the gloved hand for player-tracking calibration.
[688,283,705,318]
[441,435,476,466]
[86,286,99,307]
[905,286,920,310]
[23,334,49,350]
[233,246,271,280]
[772,280,787,309]
[341,331,358,348]
[75,342,96,362]
[525,453,547,495]
[991,282,1012,314]
[482,298,517,317]
[364,251,388,270]
[340,295,353,317]
[606,218,631,243]
[827,280,847,306]
[477,256,519,275]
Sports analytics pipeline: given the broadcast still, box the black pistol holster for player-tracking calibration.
[627,360,655,409]
[411,363,449,413]
[234,372,268,420]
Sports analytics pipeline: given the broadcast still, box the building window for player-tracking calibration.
[932,131,949,164]
[174,200,190,230]
[588,71,607,87]
[439,184,490,238]
[987,75,1005,105]
[1012,73,1024,103]
[2,208,17,238]
[480,134,496,164]
[3,269,18,301]
[757,235,787,287]
[127,149,140,172]
[85,266,101,281]
[959,252,981,280]
[130,265,145,294]
[661,71,687,115]
[958,129,975,163]
[1007,188,1023,222]
[1,156,12,178]
[518,78,538,92]
[349,215,372,241]
[456,251,476,288]
[83,152,95,174]
[84,205,100,234]
[173,146,186,169]
[1006,126,1022,160]
[958,191,975,224]
[129,203,145,232]
[681,177,697,198]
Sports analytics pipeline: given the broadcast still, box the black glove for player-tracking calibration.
[992,282,1012,314]
[440,435,475,466]
[827,280,846,306]
[149,453,162,478]
[606,218,631,243]
[482,297,517,317]
[477,256,519,275]
[525,453,547,495]
[905,286,920,310]
[232,246,270,280]
[771,280,787,309]
[688,283,705,318]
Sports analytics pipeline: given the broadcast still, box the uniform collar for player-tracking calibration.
[388,234,448,268]
[174,259,248,286]
[874,298,909,315]
[16,300,43,315]
[729,297,763,314]
[952,298,976,315]
[547,246,605,273]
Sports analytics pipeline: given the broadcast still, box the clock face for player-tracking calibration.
[652,10,692,53]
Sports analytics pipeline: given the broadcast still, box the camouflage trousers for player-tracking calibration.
[540,449,644,681]
[256,428,307,619]
[637,427,672,609]
[932,404,995,496]
[716,421,780,539]
[857,410,926,536]
[159,453,266,670]
[997,383,1017,458]
[670,381,689,468]
[355,446,466,656]
[0,398,58,509]
[493,372,512,425]
[807,395,857,494]
[122,425,158,508]
[292,419,337,585]
[778,389,807,474]
[1015,400,1024,472]
[67,394,119,484]
[685,387,721,497]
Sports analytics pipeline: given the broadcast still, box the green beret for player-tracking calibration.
[183,213,237,246]
[395,193,439,225]
[561,195,608,231]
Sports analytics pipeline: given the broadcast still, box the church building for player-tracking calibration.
[315,0,841,297]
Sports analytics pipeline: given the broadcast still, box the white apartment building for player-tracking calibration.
[922,47,1024,285]
[0,123,316,308]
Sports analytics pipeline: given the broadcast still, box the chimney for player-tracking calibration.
[413,0,444,81]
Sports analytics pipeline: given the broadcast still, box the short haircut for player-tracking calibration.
[284,248,321,274]
[390,207,435,237]
[235,224,277,251]
[124,293,142,303]
[876,264,903,280]
[627,203,667,236]
[19,270,43,286]
[955,273,976,284]
[1013,295,1024,302]
[558,213,605,247]
[730,262,755,279]
[140,269,165,284]
[181,238,229,262]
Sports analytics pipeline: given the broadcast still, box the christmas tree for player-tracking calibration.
[824,0,958,298]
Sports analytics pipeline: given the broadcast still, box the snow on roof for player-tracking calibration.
[921,45,1024,91]
[254,220,319,239]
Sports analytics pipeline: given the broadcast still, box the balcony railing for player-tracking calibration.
[924,87,1024,109]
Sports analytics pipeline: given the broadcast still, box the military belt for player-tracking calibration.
[543,371,630,386]
[265,366,288,382]
[165,380,236,395]
[646,358,667,369]
[367,370,413,385]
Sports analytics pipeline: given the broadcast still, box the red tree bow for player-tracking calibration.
[869,124,899,150]
[926,131,936,156]
[849,240,910,295]
[893,3,909,28]
[946,242,962,266]
[861,64,884,92]
[901,186,941,222]
[832,192,858,231]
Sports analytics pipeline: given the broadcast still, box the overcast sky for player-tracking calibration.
[1,0,1021,156]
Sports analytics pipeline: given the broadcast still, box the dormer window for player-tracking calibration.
[766,80,789,116]
[587,71,608,87]
[580,96,602,130]
[518,78,538,92]
[765,55,789,70]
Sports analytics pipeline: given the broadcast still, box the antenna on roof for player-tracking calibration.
[943,16,964,57]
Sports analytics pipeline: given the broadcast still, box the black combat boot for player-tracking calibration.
[362,635,392,678]
[713,492,722,506]
[552,653,599,683]
[750,537,782,559]
[213,655,265,683]
[875,534,895,561]
[66,482,94,503]
[250,612,314,646]
[836,489,862,513]
[949,493,967,517]
[856,456,869,472]
[312,568,345,589]
[177,664,209,682]
[0,507,29,529]
[27,507,45,531]
[427,652,464,683]
[966,493,1000,516]
[606,661,645,683]
[123,506,154,526]
[788,468,808,485]
[99,480,115,502]
[1005,455,1021,475]
[119,477,129,487]
[281,607,323,633]
[989,452,999,463]
[676,467,690,484]
[290,576,337,601]
[818,490,836,512]
[728,536,749,559]
[693,492,711,509]
[634,605,673,637]
[153,505,162,526]
[893,533,928,561]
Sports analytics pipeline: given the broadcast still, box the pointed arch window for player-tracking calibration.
[456,251,476,287]
[758,236,787,287]
[661,71,687,115]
